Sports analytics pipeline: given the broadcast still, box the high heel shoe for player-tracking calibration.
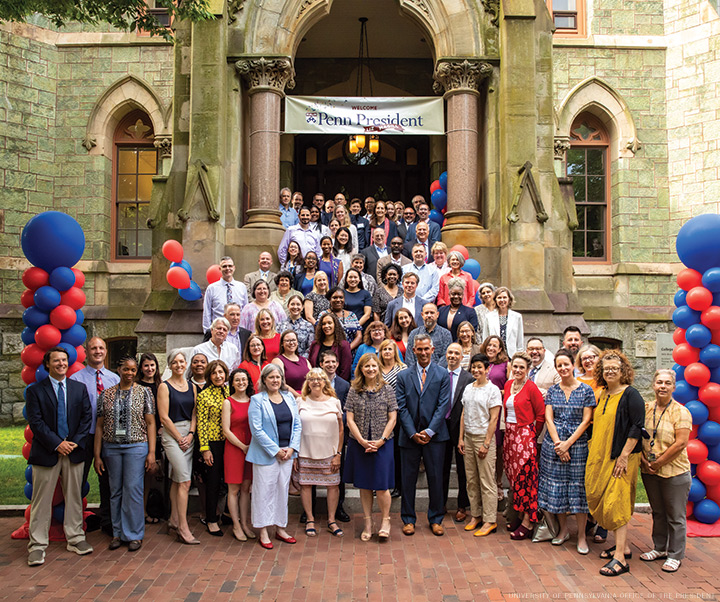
[378,517,391,541]
[206,524,224,537]
[176,532,200,545]
[361,516,373,542]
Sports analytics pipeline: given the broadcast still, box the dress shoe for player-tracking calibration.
[551,533,570,546]
[464,520,481,532]
[390,488,401,498]
[474,523,497,537]
[176,532,200,545]
[206,525,224,537]
[275,533,297,544]
[299,511,307,524]
[128,540,142,552]
[430,523,445,536]
[454,508,467,522]
[259,539,274,550]
[336,506,351,523]
[402,523,415,536]
[108,537,122,550]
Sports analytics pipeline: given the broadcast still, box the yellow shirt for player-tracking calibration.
[641,400,692,478]
[197,385,228,451]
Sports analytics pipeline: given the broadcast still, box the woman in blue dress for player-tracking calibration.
[538,349,596,554]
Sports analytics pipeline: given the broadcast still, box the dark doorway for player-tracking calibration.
[295,134,429,203]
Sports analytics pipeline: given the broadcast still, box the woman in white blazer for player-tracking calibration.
[246,363,302,549]
[482,287,524,357]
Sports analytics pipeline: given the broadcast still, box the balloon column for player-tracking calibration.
[162,240,202,301]
[12,211,91,541]
[429,171,448,227]
[673,214,720,529]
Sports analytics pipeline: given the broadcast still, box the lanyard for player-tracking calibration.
[650,402,670,449]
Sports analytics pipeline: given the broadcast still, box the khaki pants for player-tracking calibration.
[463,433,498,523]
[28,455,86,552]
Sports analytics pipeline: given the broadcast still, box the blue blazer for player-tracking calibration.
[395,362,450,447]
[437,304,479,341]
[246,391,302,466]
[331,375,350,408]
[404,221,441,247]
[26,378,92,467]
[384,295,425,327]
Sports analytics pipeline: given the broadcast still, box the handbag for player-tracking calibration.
[288,465,301,496]
[531,509,559,543]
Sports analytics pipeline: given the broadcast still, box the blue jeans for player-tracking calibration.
[103,442,148,541]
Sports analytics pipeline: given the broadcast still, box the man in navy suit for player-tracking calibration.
[26,347,93,566]
[404,201,441,249]
[384,272,424,327]
[396,334,451,536]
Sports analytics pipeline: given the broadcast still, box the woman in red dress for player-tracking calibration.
[237,335,269,389]
[222,368,256,542]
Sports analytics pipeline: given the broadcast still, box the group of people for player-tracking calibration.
[24,191,691,579]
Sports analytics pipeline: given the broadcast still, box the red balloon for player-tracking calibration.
[678,268,703,291]
[440,206,447,215]
[20,344,44,368]
[24,504,31,522]
[67,361,84,377]
[51,481,64,506]
[35,324,62,349]
[430,180,442,194]
[60,287,86,310]
[71,268,85,288]
[162,239,184,263]
[22,267,49,290]
[167,266,191,290]
[206,264,222,284]
[23,424,33,443]
[21,365,36,385]
[709,404,720,424]
[700,382,720,408]
[702,306,720,331]
[673,342,701,366]
[706,483,720,504]
[687,286,714,311]
[442,218,447,227]
[713,329,720,346]
[697,460,720,486]
[687,501,694,518]
[22,441,31,460]
[686,362,711,387]
[50,304,76,330]
[691,424,699,439]
[450,245,470,261]
[76,345,86,365]
[687,439,709,464]
[673,328,687,345]
[21,289,35,308]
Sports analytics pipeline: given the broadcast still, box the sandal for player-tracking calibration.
[510,524,532,540]
[599,545,632,560]
[305,520,317,537]
[327,521,344,537]
[594,527,608,543]
[378,517,391,541]
[662,558,681,573]
[640,549,667,562]
[599,558,630,577]
[361,516,373,542]
[145,516,160,524]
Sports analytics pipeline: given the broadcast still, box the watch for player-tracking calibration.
[382,436,389,442]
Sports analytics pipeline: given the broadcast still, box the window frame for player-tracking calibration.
[546,0,586,37]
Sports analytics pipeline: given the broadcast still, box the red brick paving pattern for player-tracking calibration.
[1,514,718,601]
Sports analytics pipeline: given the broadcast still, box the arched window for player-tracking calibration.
[567,113,610,261]
[113,110,157,259]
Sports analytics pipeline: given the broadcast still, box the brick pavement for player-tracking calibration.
[1,513,718,601]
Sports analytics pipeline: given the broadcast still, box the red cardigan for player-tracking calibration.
[503,379,545,436]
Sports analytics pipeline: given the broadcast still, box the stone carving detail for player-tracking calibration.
[481,0,500,26]
[508,162,549,224]
[81,135,96,151]
[553,136,571,159]
[433,60,493,95]
[235,57,296,92]
[406,0,431,17]
[153,134,172,159]
[626,137,642,154]
[227,0,245,23]
[297,0,318,20]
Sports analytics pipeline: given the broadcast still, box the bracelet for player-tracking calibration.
[188,431,195,436]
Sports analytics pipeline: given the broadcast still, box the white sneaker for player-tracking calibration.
[27,550,45,566]
[67,540,93,555]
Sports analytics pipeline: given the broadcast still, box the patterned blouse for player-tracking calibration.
[280,316,315,358]
[97,384,155,444]
[196,384,228,451]
[345,383,398,441]
[372,285,402,322]
[380,363,406,389]
[305,292,330,321]
[319,309,362,343]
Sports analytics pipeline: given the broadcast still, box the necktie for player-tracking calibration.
[226,282,233,304]
[57,382,68,440]
[421,367,427,390]
[446,370,454,419]
[529,366,539,381]
[96,370,104,397]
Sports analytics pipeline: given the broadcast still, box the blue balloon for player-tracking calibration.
[22,404,28,420]
[35,364,49,382]
[672,364,685,382]
[714,292,720,307]
[687,324,712,348]
[75,309,84,326]
[475,291,482,307]
[701,344,720,368]
[689,477,707,502]
[25,465,33,484]
[82,481,90,497]
[431,188,447,211]
[694,499,720,524]
[170,260,193,280]
[24,482,33,501]
[23,307,49,330]
[21,211,85,272]
[21,327,36,345]
[49,266,76,292]
[34,286,61,312]
[703,267,720,292]
[464,258,481,280]
[673,380,698,404]
[58,342,78,365]
[673,305,701,329]
[711,366,720,385]
[676,214,720,273]
[674,289,688,307]
[52,502,65,523]
[429,209,444,226]
[439,171,448,191]
[692,464,697,476]
[178,281,202,302]
[61,324,87,347]
[708,442,720,464]
[686,400,709,425]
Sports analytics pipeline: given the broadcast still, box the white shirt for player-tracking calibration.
[462,381,502,435]
[505,392,517,424]
[202,279,248,331]
[402,294,418,318]
[191,339,241,372]
[374,245,389,258]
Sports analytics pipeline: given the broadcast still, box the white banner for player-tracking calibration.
[285,96,445,135]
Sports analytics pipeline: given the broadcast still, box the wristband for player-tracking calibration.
[188,431,195,436]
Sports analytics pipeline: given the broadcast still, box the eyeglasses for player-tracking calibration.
[603,366,620,373]
[581,354,598,362]
[307,377,324,382]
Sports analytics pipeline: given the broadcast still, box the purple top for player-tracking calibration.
[487,361,508,391]
[277,354,310,392]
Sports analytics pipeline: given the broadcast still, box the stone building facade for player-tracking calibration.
[0,0,718,422]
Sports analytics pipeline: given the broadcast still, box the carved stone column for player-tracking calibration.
[553,135,570,178]
[235,57,295,230]
[433,59,493,232]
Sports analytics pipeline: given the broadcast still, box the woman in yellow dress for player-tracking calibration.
[585,350,645,577]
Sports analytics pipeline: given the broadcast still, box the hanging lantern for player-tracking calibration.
[349,136,359,154]
[368,135,379,154]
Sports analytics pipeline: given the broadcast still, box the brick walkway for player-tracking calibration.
[1,513,718,601]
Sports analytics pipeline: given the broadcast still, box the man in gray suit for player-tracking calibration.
[243,252,277,299]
